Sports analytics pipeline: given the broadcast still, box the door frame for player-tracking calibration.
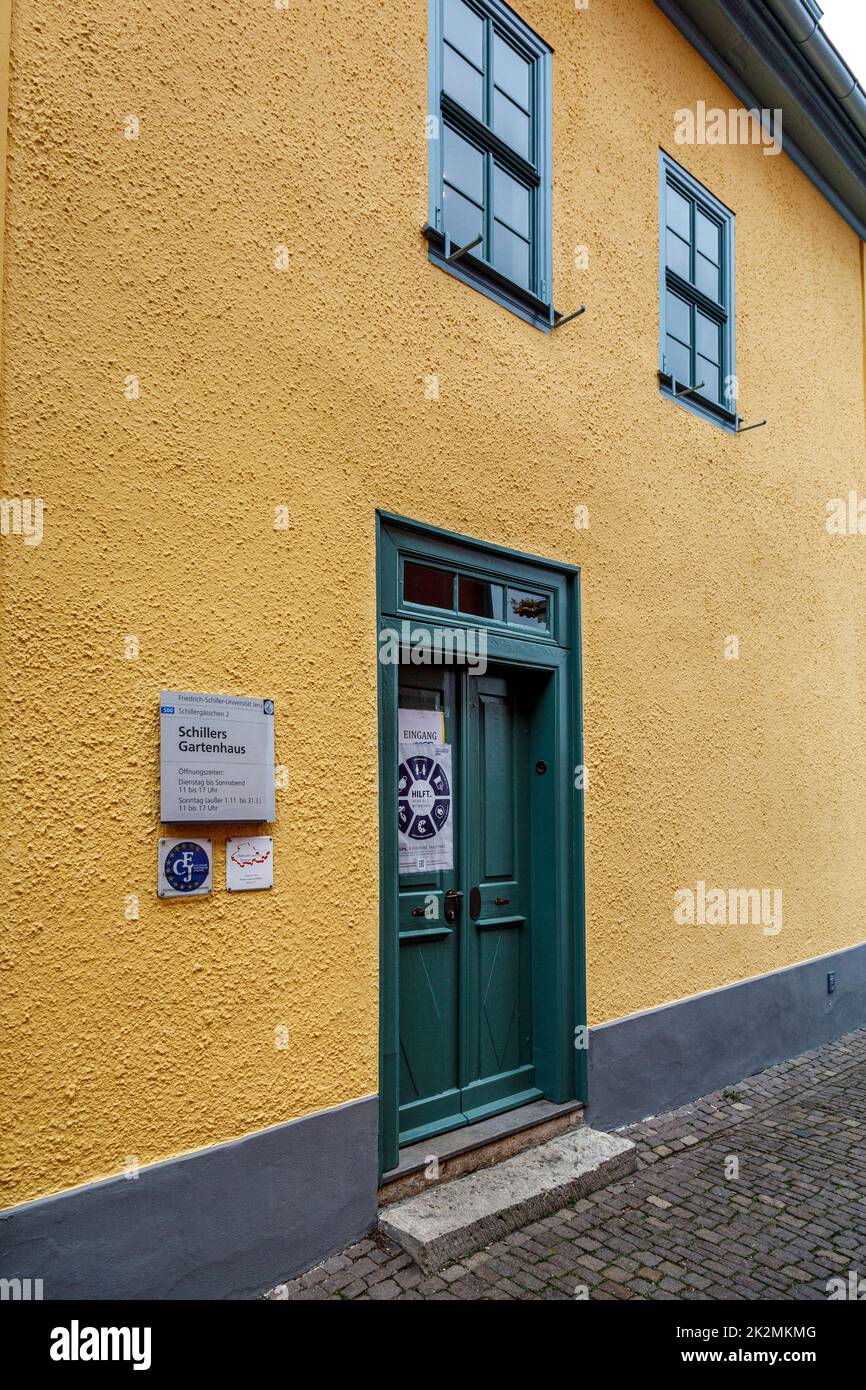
[376,512,587,1177]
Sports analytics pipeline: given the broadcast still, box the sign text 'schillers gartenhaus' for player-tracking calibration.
[160,691,275,823]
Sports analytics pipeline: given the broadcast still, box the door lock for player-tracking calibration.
[443,889,464,923]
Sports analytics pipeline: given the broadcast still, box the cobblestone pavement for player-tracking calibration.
[266,1029,866,1300]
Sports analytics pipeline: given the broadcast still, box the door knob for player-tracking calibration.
[443,889,463,924]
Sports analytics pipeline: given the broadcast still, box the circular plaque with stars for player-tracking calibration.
[163,840,211,893]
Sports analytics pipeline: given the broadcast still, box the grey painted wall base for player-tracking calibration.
[0,1094,378,1300]
[587,942,866,1130]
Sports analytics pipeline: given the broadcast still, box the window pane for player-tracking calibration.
[493,89,530,159]
[696,311,720,364]
[696,210,720,264]
[444,125,484,204]
[404,562,455,609]
[695,252,720,301]
[493,164,530,237]
[698,356,721,403]
[444,44,483,119]
[665,290,691,346]
[666,228,690,279]
[665,335,691,385]
[444,0,484,68]
[493,34,530,109]
[443,183,483,250]
[493,220,530,287]
[666,185,691,241]
[507,589,549,629]
[458,575,503,620]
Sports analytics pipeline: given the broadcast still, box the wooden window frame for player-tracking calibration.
[425,0,554,332]
[658,149,738,431]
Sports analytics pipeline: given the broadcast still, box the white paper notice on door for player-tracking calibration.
[398,742,453,875]
[398,708,445,746]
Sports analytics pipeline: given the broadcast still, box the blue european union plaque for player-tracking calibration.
[158,837,213,898]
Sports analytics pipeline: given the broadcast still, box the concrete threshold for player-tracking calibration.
[379,1099,584,1205]
[379,1125,636,1273]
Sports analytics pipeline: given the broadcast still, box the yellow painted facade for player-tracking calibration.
[1,0,864,1210]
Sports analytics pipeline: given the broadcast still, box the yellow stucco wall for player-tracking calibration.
[1,0,864,1207]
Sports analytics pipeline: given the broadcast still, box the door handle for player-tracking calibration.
[469,886,481,920]
[443,889,463,924]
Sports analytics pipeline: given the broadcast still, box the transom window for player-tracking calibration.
[659,151,736,428]
[427,0,553,331]
[403,559,551,633]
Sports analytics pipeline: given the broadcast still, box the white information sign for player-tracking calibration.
[160,690,275,823]
[398,708,445,745]
[226,836,274,892]
[158,837,213,898]
[398,742,453,874]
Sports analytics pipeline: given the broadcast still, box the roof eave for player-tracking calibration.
[655,0,866,242]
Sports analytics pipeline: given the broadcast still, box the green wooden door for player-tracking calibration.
[398,663,540,1146]
[397,664,462,1142]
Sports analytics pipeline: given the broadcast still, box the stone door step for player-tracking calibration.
[379,1100,585,1206]
[379,1126,636,1272]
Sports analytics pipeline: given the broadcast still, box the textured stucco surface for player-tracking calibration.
[1,0,864,1207]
